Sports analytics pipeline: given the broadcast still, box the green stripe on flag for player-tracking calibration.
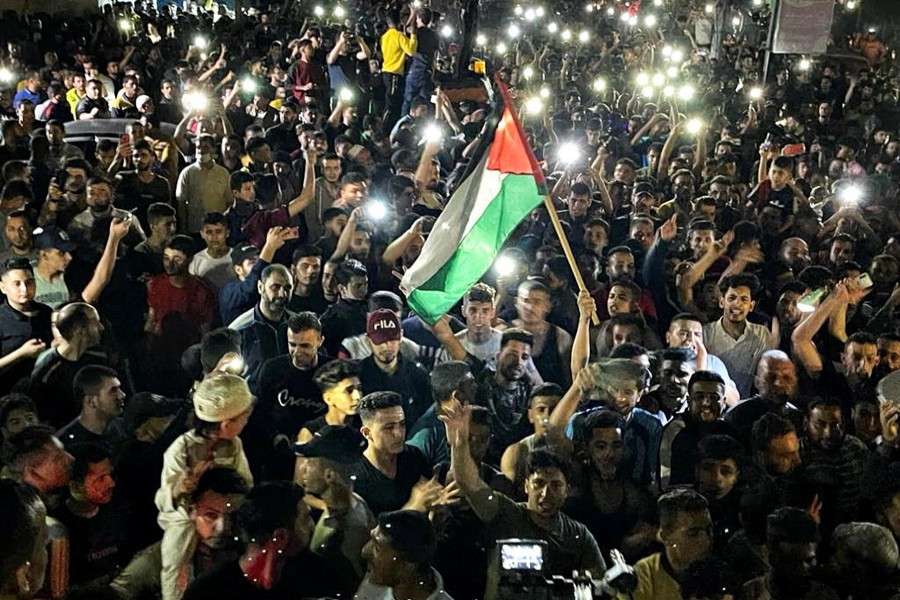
[407,173,543,323]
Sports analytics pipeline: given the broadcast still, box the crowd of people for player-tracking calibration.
[1,0,900,599]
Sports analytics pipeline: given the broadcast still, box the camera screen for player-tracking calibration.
[500,543,543,572]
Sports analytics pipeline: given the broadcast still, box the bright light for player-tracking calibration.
[476,33,487,45]
[507,24,521,38]
[424,123,444,143]
[636,72,650,86]
[752,0,763,5]
[561,29,572,41]
[798,58,812,71]
[525,97,543,115]
[367,200,388,221]
[732,15,741,27]
[678,84,695,100]
[524,8,536,20]
[514,4,523,15]
[620,11,631,22]
[539,86,551,98]
[748,86,763,100]
[666,66,679,78]
[440,24,454,38]
[705,3,714,13]
[523,66,534,79]
[846,0,857,9]
[333,5,346,18]
[671,49,684,62]
[535,6,545,17]
[313,5,324,16]
[0,68,14,83]
[652,73,665,86]
[241,77,257,93]
[663,85,675,97]
[585,3,594,12]
[558,142,581,164]
[578,30,590,43]
[593,78,607,91]
[686,118,703,134]
[118,18,131,32]
[644,14,657,27]
[496,42,508,54]
[662,45,672,57]
[339,87,354,103]
[547,22,558,34]
[413,0,421,6]
[606,7,615,15]
[193,35,209,49]
[641,87,656,98]
[494,254,518,278]
[628,14,638,26]
[183,91,208,112]
[653,0,663,5]
[840,185,863,204]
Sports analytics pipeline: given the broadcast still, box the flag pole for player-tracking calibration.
[541,195,600,326]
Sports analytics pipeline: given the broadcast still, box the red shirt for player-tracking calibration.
[147,274,215,337]
[289,59,326,103]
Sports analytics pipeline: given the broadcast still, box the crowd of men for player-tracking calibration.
[1,0,900,599]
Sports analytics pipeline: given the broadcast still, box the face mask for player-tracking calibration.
[91,202,110,213]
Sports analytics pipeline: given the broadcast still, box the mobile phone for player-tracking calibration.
[112,208,134,222]
[283,227,300,240]
[782,143,806,157]
[857,272,873,289]
[120,133,131,146]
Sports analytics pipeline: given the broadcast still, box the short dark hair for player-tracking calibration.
[767,506,818,546]
[501,327,534,349]
[132,139,153,154]
[291,244,322,265]
[576,409,626,444]
[230,171,255,192]
[191,466,251,504]
[658,488,709,532]
[73,365,118,408]
[465,282,496,304]
[845,331,877,349]
[201,212,227,227]
[55,303,97,341]
[718,273,760,297]
[200,328,242,374]
[377,510,436,570]
[771,156,794,171]
[687,370,725,394]
[525,447,570,481]
[334,259,368,287]
[165,234,196,259]
[570,181,592,197]
[696,434,744,469]
[0,394,36,431]
[237,481,305,541]
[1,180,33,202]
[806,396,842,416]
[751,413,795,454]
[245,137,270,157]
[368,291,403,313]
[608,342,649,360]
[147,202,176,225]
[260,263,291,284]
[430,361,472,405]
[313,359,361,393]
[68,442,111,483]
[529,383,564,403]
[358,391,403,424]
[288,312,322,335]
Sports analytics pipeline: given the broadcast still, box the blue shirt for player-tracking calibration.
[407,405,448,466]
[218,258,268,325]
[13,88,40,109]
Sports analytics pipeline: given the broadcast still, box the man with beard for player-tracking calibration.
[778,238,811,277]
[32,285,132,415]
[725,350,803,446]
[742,508,838,600]
[799,398,869,526]
[359,309,430,427]
[229,264,294,389]
[751,413,803,483]
[0,257,53,393]
[44,342,122,437]
[442,400,605,600]
[44,120,84,172]
[114,140,171,234]
[294,425,373,585]
[0,209,37,265]
[703,273,774,397]
[433,320,537,464]
[256,312,331,441]
[176,135,234,235]
[773,281,806,352]
[320,259,368,356]
[656,169,697,227]
[661,371,736,488]
[287,245,327,314]
[40,157,91,232]
[70,177,144,246]
[639,347,696,422]
[792,280,880,412]
[55,443,137,587]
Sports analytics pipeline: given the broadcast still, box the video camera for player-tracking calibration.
[489,539,636,600]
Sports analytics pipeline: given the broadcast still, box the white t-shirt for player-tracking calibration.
[34,271,69,308]
[189,248,235,291]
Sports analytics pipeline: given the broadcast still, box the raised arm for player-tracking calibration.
[330,206,362,261]
[548,367,594,434]
[382,217,428,266]
[286,149,317,217]
[571,291,596,376]
[80,217,131,305]
[791,283,847,377]
[442,399,498,522]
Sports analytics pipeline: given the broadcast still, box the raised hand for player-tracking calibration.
[659,214,678,242]
[439,398,471,447]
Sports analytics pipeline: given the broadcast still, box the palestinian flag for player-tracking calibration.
[400,80,546,324]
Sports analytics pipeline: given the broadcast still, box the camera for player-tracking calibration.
[488,540,636,600]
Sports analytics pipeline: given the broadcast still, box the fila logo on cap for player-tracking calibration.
[373,320,397,331]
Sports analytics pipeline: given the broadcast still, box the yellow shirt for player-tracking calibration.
[66,88,85,116]
[619,553,682,600]
[380,28,417,75]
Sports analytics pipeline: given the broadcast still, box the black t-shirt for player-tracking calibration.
[114,171,171,233]
[182,552,352,600]
[0,300,54,394]
[354,445,431,516]
[54,497,136,586]
[359,354,432,426]
[286,287,330,315]
[255,353,332,437]
[29,347,115,428]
